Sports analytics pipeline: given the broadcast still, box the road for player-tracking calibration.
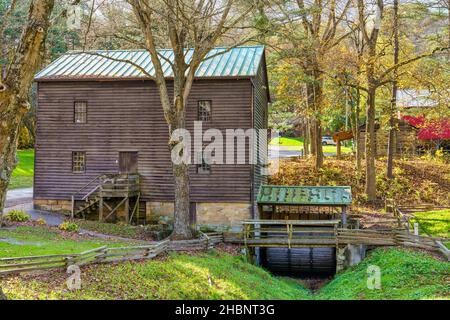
[269,146,335,160]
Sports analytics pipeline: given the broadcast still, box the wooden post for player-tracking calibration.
[125,197,130,222]
[341,206,347,227]
[99,196,104,222]
[338,140,342,158]
[71,195,75,219]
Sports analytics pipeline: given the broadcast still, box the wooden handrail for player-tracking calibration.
[71,173,141,219]
[242,219,340,226]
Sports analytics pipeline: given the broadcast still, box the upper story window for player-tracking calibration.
[74,101,87,124]
[72,151,86,173]
[198,100,211,121]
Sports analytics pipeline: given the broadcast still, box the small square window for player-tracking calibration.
[72,151,86,173]
[196,152,211,174]
[198,100,211,121]
[74,101,87,123]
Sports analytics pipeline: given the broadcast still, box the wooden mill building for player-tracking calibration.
[33,46,270,227]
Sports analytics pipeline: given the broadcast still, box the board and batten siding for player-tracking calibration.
[34,79,256,203]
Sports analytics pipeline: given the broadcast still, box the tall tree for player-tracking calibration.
[355,0,448,201]
[0,0,55,212]
[386,0,399,179]
[258,0,352,170]
[126,0,253,239]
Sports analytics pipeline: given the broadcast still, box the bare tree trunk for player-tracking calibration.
[365,84,377,201]
[309,118,316,156]
[303,121,309,157]
[171,162,192,239]
[306,74,324,169]
[355,88,362,173]
[387,0,399,179]
[0,0,55,213]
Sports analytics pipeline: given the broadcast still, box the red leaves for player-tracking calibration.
[402,115,450,140]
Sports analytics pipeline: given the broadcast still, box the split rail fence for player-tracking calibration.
[0,232,224,276]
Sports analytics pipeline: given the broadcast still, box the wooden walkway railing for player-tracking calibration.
[226,219,340,248]
[224,219,449,260]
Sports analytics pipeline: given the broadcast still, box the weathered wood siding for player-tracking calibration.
[251,58,269,217]
[34,79,256,202]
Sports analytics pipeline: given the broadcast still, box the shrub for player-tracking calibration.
[58,221,79,232]
[4,210,30,222]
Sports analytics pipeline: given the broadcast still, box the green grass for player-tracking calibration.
[0,226,134,258]
[76,220,153,239]
[316,248,450,300]
[9,150,34,190]
[270,136,304,147]
[1,227,448,300]
[269,137,352,154]
[2,251,309,300]
[410,209,450,238]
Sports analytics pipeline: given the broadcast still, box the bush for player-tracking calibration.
[4,210,30,222]
[58,221,79,232]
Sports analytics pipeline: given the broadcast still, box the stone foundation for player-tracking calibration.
[336,244,367,273]
[146,201,174,218]
[34,199,72,215]
[145,201,251,229]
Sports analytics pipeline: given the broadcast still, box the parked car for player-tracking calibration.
[322,136,336,146]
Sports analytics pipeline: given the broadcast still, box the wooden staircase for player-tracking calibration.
[71,174,144,224]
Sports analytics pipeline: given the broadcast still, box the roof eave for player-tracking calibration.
[34,75,256,82]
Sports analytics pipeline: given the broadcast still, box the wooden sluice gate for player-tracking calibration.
[240,219,340,275]
[245,185,352,275]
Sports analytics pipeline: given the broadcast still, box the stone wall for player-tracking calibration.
[196,202,251,227]
[146,201,174,220]
[33,199,72,215]
[146,201,251,230]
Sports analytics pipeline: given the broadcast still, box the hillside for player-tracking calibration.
[269,158,450,210]
[1,247,448,300]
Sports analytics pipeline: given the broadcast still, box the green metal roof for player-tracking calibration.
[35,46,265,81]
[257,185,352,206]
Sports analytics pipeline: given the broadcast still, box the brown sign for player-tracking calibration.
[333,130,353,142]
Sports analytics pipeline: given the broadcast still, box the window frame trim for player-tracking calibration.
[74,101,88,124]
[72,151,86,174]
[197,100,212,122]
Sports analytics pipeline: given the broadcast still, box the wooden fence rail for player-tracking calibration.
[0,232,224,276]
[0,240,170,275]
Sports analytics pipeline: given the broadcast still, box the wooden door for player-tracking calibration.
[119,151,138,174]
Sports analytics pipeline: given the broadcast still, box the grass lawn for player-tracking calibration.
[1,224,448,300]
[9,149,34,190]
[2,251,309,300]
[0,226,135,258]
[410,209,450,238]
[410,209,449,248]
[76,219,162,240]
[316,248,449,300]
[269,136,352,154]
